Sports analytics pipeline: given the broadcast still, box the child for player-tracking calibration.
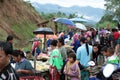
[64,53,81,80]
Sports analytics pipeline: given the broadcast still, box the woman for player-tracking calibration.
[57,37,67,80]
[49,40,63,80]
[71,33,81,53]
[91,43,104,66]
[12,50,34,77]
[57,37,67,62]
[76,37,93,80]
[87,36,92,45]
[64,53,80,80]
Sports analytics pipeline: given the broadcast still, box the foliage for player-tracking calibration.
[68,13,77,18]
[96,21,117,29]
[104,0,120,21]
[97,13,117,29]
[99,13,114,23]
[97,0,120,29]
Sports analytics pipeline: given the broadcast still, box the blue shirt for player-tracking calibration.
[15,58,34,76]
[47,39,53,47]
[76,44,93,67]
[73,40,81,53]
[68,31,73,38]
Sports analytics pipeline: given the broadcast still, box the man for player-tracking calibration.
[97,47,119,80]
[6,35,14,50]
[6,35,15,63]
[0,41,19,80]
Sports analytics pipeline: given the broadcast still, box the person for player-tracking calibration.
[47,38,53,47]
[57,37,67,80]
[101,46,108,63]
[71,33,81,53]
[113,29,119,46]
[6,35,14,50]
[57,37,67,62]
[68,29,73,40]
[115,37,120,59]
[90,43,105,66]
[32,40,41,56]
[66,48,75,62]
[76,37,93,80]
[49,40,63,80]
[100,32,110,47]
[11,50,34,77]
[97,47,120,80]
[87,36,92,45]
[0,41,19,80]
[64,53,81,80]
[103,47,119,65]
[25,51,34,60]
[6,35,15,63]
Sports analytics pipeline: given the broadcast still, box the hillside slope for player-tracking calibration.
[0,0,42,48]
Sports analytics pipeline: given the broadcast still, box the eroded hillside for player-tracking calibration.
[0,0,42,48]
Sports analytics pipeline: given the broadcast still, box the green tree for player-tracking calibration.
[99,13,114,23]
[68,13,77,18]
[104,0,120,21]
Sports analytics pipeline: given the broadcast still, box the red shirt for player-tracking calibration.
[113,31,119,40]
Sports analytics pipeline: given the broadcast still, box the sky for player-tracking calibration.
[25,0,106,9]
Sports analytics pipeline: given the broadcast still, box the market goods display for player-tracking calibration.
[30,61,50,72]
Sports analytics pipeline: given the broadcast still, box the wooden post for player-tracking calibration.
[34,48,37,70]
[54,22,58,34]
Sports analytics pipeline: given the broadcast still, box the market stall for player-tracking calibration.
[20,52,50,80]
[20,27,54,80]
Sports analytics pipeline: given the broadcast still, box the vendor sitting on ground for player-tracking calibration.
[12,50,34,77]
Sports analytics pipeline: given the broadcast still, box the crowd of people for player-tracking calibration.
[46,27,120,80]
[0,27,120,80]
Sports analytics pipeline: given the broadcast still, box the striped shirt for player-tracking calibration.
[0,63,19,80]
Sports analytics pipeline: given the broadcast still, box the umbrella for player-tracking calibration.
[75,23,87,30]
[70,17,96,27]
[70,17,88,22]
[53,18,75,26]
[33,27,53,34]
[33,27,54,50]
